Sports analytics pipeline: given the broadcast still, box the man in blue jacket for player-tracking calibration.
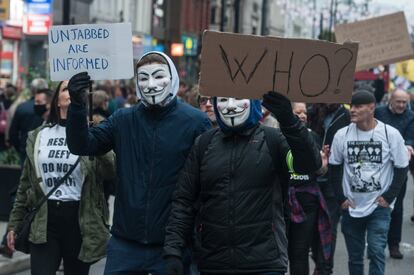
[66,52,211,274]
[375,88,414,259]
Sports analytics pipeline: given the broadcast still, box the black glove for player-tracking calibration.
[262,91,297,127]
[165,256,183,275]
[67,72,90,107]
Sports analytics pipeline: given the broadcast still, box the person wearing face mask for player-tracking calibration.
[163,92,322,275]
[9,78,48,165]
[6,81,115,275]
[33,88,54,121]
[65,52,211,274]
[374,88,414,259]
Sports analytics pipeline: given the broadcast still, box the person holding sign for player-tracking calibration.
[163,92,322,274]
[7,81,115,275]
[65,52,211,274]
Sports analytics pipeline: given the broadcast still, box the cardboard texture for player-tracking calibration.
[48,23,134,81]
[199,31,358,103]
[335,12,414,71]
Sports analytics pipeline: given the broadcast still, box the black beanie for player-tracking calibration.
[351,91,376,105]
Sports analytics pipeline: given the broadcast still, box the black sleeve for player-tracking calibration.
[382,166,408,204]
[66,103,115,156]
[279,120,322,175]
[329,164,346,204]
[164,138,201,259]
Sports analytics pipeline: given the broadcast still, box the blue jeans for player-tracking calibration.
[341,206,391,275]
[104,235,190,275]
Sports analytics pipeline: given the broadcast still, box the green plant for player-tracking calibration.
[0,148,20,166]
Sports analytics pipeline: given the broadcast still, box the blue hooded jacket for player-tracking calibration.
[66,52,211,244]
[213,98,263,134]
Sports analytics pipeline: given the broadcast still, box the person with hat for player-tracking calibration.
[329,91,409,275]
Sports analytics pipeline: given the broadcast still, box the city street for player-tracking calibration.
[13,175,414,275]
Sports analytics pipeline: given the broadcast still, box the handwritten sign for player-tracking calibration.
[199,31,358,103]
[48,23,134,81]
[335,12,414,71]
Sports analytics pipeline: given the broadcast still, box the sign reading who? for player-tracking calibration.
[48,23,134,81]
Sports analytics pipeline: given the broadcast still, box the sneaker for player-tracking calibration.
[0,244,13,258]
[389,245,403,259]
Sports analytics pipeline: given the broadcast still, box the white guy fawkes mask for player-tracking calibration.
[217,97,250,128]
[137,63,172,105]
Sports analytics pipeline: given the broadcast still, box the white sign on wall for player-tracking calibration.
[48,23,134,81]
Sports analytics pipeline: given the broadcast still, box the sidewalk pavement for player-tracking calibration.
[0,222,30,275]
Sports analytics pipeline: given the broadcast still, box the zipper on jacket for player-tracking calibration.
[145,124,157,243]
[229,136,236,268]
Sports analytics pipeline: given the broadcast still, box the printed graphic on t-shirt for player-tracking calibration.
[38,126,83,201]
[41,138,77,194]
[347,140,382,193]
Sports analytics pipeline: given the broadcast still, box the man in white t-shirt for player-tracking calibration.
[329,91,409,275]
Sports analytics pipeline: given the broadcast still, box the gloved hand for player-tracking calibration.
[67,72,90,106]
[262,91,297,127]
[165,256,183,275]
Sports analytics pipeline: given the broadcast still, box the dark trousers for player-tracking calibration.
[104,235,191,275]
[387,178,407,247]
[312,184,341,275]
[30,200,90,275]
[288,192,319,275]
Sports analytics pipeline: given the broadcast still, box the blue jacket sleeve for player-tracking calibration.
[66,103,115,156]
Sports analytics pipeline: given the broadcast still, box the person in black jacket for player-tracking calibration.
[375,88,414,259]
[307,103,350,275]
[164,92,322,275]
[65,52,211,275]
[9,78,48,165]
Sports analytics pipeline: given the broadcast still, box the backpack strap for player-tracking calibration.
[197,128,219,164]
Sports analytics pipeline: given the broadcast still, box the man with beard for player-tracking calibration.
[164,92,322,274]
[65,52,211,274]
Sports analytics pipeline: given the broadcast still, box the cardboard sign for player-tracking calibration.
[199,31,358,103]
[335,12,414,71]
[48,23,134,81]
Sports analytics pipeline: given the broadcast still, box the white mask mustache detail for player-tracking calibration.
[137,63,172,105]
[217,97,250,128]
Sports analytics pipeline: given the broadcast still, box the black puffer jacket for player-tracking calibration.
[164,122,321,273]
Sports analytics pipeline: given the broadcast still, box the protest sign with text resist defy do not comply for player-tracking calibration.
[48,23,134,81]
[199,31,359,103]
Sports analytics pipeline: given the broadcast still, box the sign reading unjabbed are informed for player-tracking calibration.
[199,31,359,103]
[48,23,134,81]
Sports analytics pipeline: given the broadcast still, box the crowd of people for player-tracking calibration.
[0,51,413,275]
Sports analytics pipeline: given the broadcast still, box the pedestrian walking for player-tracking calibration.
[65,51,211,274]
[375,88,414,259]
[330,91,409,275]
[164,93,322,274]
[6,80,115,275]
[287,102,332,275]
